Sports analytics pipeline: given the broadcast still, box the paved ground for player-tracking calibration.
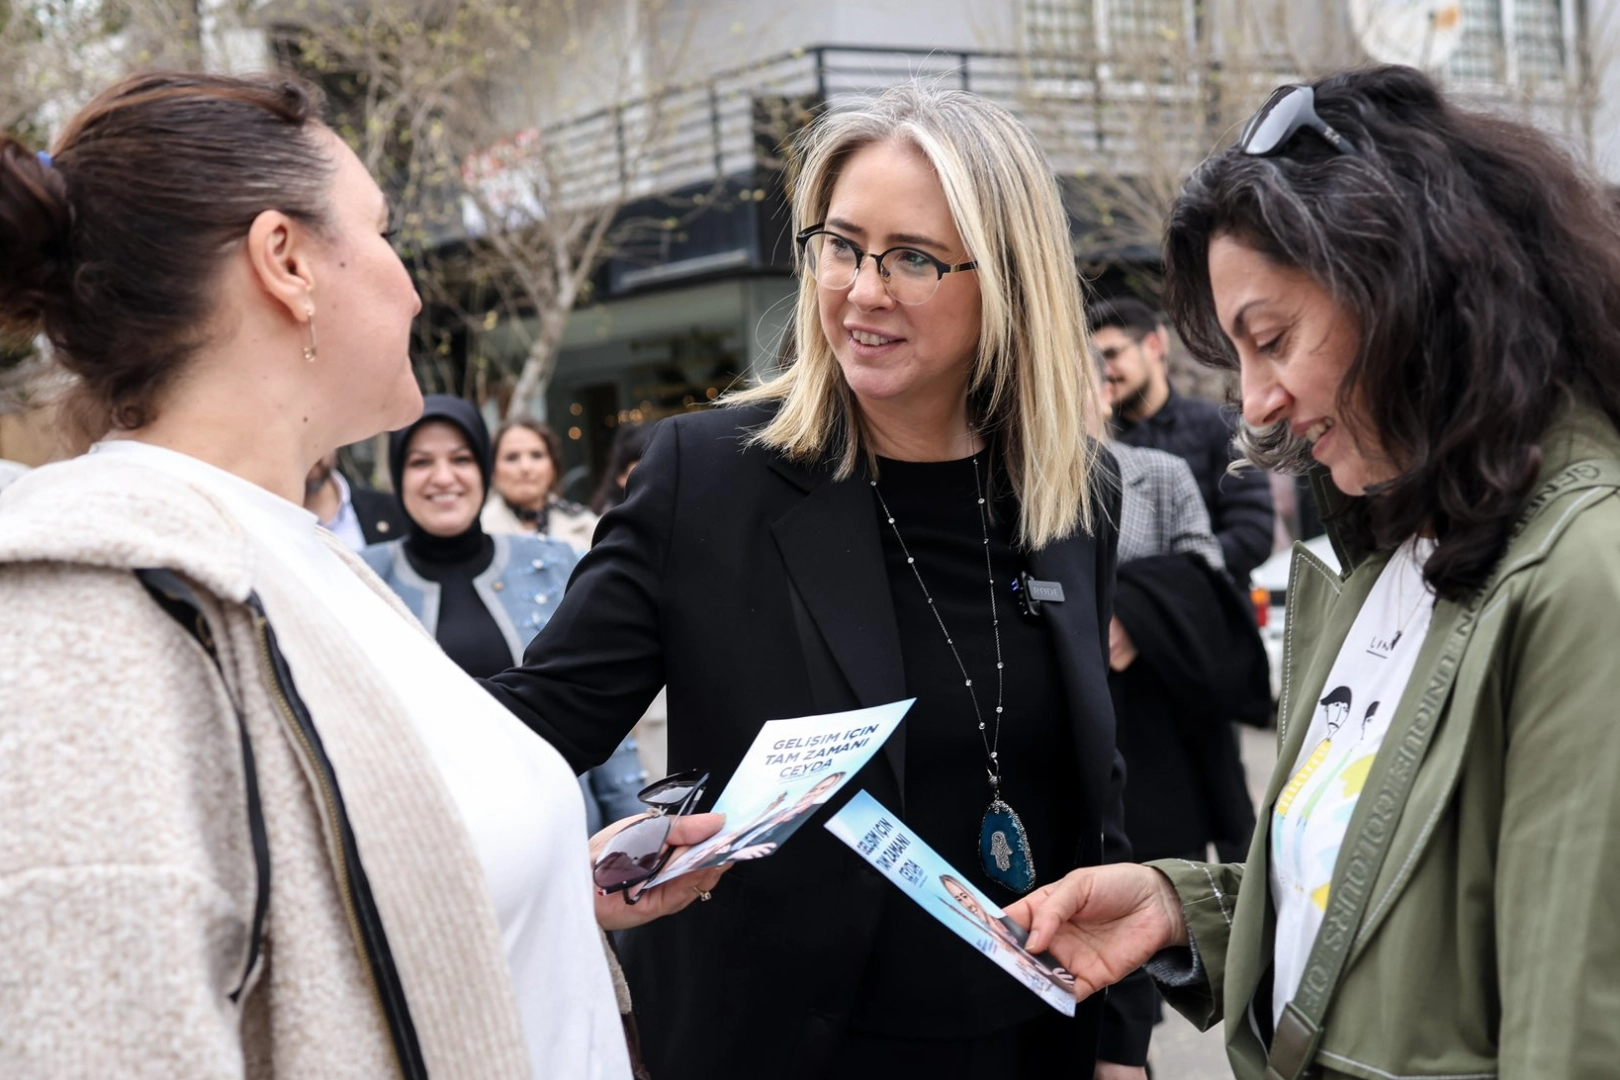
[1143,724,1277,1079]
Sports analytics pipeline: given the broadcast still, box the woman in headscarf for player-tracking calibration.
[364,395,646,831]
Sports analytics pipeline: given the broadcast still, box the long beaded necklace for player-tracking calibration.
[870,452,1038,894]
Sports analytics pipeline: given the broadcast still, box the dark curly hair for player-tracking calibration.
[590,420,659,515]
[0,72,332,438]
[1163,65,1620,602]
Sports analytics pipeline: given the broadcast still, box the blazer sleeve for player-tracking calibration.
[1157,453,1226,574]
[482,421,680,773]
[1209,421,1274,586]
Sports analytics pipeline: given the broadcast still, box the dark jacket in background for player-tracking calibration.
[352,484,407,545]
[1110,553,1267,861]
[1115,388,1275,585]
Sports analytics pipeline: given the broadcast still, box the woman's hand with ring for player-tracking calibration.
[591,812,729,931]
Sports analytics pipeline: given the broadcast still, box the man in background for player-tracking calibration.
[1089,296,1275,586]
[303,449,406,552]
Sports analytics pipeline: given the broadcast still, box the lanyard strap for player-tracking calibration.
[1265,458,1620,1080]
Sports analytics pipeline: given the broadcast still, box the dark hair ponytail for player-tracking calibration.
[0,71,333,438]
[0,139,72,335]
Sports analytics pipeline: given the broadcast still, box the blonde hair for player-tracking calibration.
[728,82,1103,546]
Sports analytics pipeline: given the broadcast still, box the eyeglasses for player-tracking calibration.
[1237,84,1357,159]
[1091,334,1146,366]
[591,770,709,903]
[796,225,978,306]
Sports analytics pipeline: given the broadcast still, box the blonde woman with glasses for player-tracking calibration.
[483,82,1152,1080]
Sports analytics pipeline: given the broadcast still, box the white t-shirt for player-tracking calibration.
[94,440,630,1080]
[1268,537,1437,1028]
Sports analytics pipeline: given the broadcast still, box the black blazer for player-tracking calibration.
[1110,552,1266,862]
[351,484,407,545]
[485,404,1152,1078]
[1114,387,1276,585]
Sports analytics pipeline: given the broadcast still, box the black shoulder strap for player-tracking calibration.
[136,568,270,1005]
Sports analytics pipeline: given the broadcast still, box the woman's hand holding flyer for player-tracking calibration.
[642,700,912,886]
[1005,864,1189,1000]
[826,790,1080,1015]
[591,812,731,930]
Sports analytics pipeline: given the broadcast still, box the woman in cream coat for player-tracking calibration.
[0,71,720,1079]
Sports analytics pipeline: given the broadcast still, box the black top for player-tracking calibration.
[1110,552,1266,861]
[385,391,507,677]
[1114,386,1275,584]
[403,526,508,679]
[351,485,407,545]
[850,455,1081,1036]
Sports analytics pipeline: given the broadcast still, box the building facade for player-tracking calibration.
[410,0,1616,493]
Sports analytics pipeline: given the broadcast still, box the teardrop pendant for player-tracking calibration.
[980,797,1036,894]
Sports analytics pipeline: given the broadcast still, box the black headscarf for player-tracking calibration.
[387,394,493,562]
[388,394,492,495]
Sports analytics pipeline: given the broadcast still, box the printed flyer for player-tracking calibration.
[647,699,912,885]
[825,790,1078,1016]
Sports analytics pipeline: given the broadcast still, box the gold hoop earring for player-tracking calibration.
[303,305,318,364]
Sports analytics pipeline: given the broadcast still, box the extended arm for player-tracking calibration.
[483,422,682,772]
[1006,856,1241,1035]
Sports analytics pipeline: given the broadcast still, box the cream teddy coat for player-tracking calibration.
[0,453,534,1079]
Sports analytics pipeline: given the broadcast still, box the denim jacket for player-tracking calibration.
[362,532,646,831]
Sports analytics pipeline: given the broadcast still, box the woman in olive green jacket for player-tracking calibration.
[1012,66,1620,1079]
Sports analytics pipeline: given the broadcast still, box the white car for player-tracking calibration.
[1249,533,1341,704]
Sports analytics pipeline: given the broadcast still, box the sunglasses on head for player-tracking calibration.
[591,770,709,903]
[1237,84,1358,159]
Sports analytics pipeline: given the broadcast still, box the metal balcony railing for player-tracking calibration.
[460,43,1274,232]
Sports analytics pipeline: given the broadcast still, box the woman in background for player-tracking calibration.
[364,394,646,831]
[482,416,598,554]
[0,71,718,1078]
[588,419,657,515]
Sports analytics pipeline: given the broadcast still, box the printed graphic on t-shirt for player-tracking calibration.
[1272,687,1383,912]
[1267,538,1436,1027]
